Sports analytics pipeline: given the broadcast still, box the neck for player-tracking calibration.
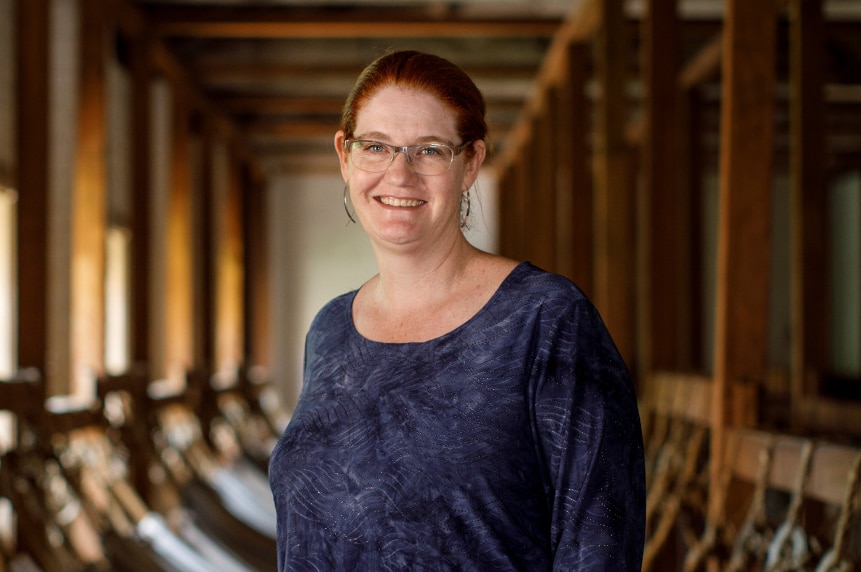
[370,234,477,308]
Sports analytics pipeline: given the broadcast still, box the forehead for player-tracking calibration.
[354,86,458,142]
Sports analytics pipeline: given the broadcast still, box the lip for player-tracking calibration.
[376,196,426,208]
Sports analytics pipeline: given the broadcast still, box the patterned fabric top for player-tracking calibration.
[269,262,645,571]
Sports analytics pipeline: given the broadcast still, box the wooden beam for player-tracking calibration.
[216,142,245,373]
[191,62,543,83]
[493,0,600,170]
[559,42,593,296]
[144,6,561,39]
[679,33,722,89]
[789,0,829,422]
[530,94,557,272]
[129,25,153,367]
[639,0,683,374]
[243,167,270,368]
[164,84,194,382]
[15,0,50,386]
[197,116,216,373]
[70,0,109,394]
[593,0,635,367]
[709,0,780,523]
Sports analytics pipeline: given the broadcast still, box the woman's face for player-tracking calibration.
[335,86,485,253]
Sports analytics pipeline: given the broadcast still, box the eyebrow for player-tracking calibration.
[353,132,457,147]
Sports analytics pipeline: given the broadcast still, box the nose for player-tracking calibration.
[386,147,416,181]
[391,147,414,167]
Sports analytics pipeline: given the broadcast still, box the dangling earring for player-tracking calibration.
[344,185,356,224]
[460,190,471,229]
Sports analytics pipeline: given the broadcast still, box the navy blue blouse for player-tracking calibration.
[269,262,645,571]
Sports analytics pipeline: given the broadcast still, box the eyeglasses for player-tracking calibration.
[345,139,470,176]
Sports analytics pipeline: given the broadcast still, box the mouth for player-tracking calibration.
[377,196,426,208]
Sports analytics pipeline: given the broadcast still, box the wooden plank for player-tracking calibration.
[71,0,109,394]
[730,429,861,507]
[639,0,683,373]
[788,0,829,424]
[710,0,780,522]
[15,0,50,383]
[592,0,635,366]
[648,371,711,426]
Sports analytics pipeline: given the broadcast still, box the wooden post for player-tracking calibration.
[562,42,594,297]
[709,0,780,530]
[164,84,194,383]
[197,114,216,374]
[16,0,50,394]
[531,95,557,272]
[639,0,682,374]
[593,0,635,366]
[15,0,51,415]
[70,0,109,395]
[129,30,153,368]
[243,166,270,369]
[217,141,245,373]
[788,0,828,426]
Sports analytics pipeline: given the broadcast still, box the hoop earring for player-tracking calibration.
[460,190,471,229]
[344,185,356,224]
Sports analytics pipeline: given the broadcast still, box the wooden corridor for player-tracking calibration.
[2,0,861,569]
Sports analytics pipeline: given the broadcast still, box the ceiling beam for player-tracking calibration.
[141,6,562,39]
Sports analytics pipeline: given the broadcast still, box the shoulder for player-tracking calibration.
[306,291,356,342]
[501,262,590,310]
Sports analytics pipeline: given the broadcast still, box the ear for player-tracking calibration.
[462,139,486,189]
[334,131,350,183]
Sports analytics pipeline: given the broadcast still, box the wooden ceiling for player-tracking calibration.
[129,0,861,176]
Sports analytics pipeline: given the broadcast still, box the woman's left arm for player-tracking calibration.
[532,297,646,571]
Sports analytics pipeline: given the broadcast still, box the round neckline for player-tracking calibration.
[347,261,531,347]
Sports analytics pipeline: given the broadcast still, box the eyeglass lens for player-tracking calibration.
[348,141,455,175]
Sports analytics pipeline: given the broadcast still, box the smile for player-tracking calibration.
[378,196,426,208]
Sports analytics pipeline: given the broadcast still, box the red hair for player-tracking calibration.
[340,50,487,156]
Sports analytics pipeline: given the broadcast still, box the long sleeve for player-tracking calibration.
[531,296,646,571]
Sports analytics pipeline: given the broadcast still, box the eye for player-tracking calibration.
[417,144,445,157]
[366,142,388,153]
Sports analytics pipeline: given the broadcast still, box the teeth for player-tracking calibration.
[380,196,425,208]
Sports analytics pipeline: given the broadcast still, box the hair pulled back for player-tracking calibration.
[340,50,487,153]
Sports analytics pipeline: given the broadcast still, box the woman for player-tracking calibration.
[269,50,645,571]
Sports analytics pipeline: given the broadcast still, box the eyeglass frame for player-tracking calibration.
[343,139,472,176]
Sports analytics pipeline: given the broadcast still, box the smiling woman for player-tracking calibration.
[268,50,646,572]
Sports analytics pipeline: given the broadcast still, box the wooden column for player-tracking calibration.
[243,166,269,369]
[561,42,593,297]
[531,96,557,272]
[129,30,153,368]
[16,0,50,400]
[709,0,779,525]
[789,0,829,422]
[593,0,635,365]
[70,0,109,394]
[197,115,216,374]
[217,141,245,373]
[164,85,194,382]
[639,0,682,374]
